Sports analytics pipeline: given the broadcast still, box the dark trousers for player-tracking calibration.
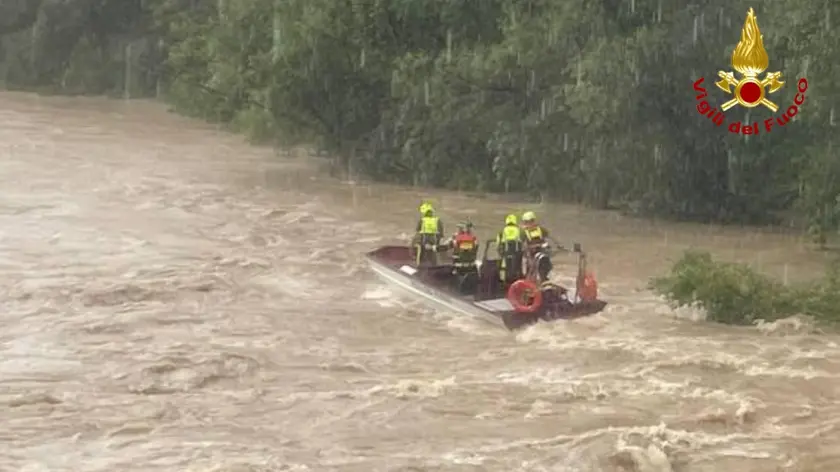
[453,263,478,294]
[452,249,477,272]
[415,234,439,266]
[499,252,523,286]
[527,251,553,282]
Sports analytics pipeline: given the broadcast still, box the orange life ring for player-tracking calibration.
[506,279,543,313]
[578,272,598,301]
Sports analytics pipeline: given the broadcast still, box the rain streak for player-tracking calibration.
[1,92,839,472]
[2,0,840,471]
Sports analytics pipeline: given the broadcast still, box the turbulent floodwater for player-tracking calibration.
[1,92,839,472]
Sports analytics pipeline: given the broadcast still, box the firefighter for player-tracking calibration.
[521,211,553,282]
[414,202,444,266]
[496,214,524,287]
[449,221,479,275]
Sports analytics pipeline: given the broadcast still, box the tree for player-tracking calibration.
[1,0,837,239]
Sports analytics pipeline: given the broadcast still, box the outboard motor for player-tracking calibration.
[538,282,573,320]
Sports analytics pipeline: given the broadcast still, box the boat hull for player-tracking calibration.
[367,254,516,328]
[364,245,606,330]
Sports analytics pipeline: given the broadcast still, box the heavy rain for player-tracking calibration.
[1,0,840,471]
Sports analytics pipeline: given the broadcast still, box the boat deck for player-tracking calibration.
[365,245,607,330]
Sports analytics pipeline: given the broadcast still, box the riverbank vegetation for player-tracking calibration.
[652,250,840,326]
[1,0,838,236]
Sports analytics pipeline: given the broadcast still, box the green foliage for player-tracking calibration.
[0,0,160,95]
[651,250,840,326]
[0,0,839,238]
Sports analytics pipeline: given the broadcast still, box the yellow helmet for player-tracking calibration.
[522,211,536,222]
[505,214,517,225]
[419,202,434,214]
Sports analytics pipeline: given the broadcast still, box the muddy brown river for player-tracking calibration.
[1,92,839,472]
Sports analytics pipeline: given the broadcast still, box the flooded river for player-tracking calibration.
[1,92,839,472]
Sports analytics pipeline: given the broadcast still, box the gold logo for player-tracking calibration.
[715,8,784,112]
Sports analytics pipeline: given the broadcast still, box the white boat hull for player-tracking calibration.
[366,259,507,328]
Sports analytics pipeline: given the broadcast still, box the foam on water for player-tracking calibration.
[2,93,840,471]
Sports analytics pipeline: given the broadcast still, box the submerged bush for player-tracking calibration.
[651,250,840,326]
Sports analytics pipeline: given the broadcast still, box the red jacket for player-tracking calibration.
[452,232,478,262]
[454,232,477,249]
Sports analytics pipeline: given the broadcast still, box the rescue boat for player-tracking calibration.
[364,241,607,330]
